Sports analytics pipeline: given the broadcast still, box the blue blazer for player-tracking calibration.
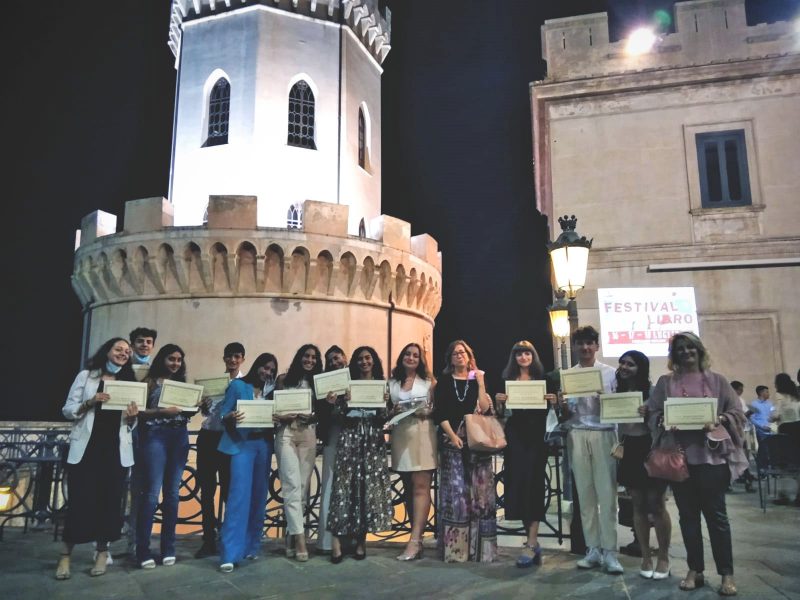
[217,379,262,456]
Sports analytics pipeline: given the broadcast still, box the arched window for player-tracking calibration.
[205,78,230,147]
[287,203,303,229]
[287,80,316,149]
[358,107,366,168]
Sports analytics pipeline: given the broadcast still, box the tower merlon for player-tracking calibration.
[410,234,441,272]
[369,215,410,253]
[207,195,258,229]
[302,200,349,237]
[79,210,117,247]
[124,197,174,234]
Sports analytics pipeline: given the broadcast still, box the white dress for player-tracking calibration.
[388,376,438,471]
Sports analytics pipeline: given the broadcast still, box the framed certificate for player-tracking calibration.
[273,389,313,415]
[505,380,547,409]
[664,397,717,430]
[158,380,203,411]
[194,376,230,398]
[349,380,387,408]
[132,364,150,382]
[102,381,148,410]
[600,392,643,424]
[313,368,350,397]
[560,368,604,396]
[236,400,274,428]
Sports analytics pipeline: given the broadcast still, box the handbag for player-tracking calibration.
[465,405,506,453]
[644,431,689,482]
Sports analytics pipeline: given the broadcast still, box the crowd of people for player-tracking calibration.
[56,325,800,596]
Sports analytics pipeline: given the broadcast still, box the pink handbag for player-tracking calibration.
[645,442,689,482]
[464,409,507,453]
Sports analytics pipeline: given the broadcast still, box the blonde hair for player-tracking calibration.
[667,331,711,372]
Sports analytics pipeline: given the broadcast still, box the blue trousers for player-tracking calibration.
[220,438,272,565]
[135,424,190,562]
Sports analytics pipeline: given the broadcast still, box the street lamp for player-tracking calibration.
[547,215,592,365]
[548,292,570,369]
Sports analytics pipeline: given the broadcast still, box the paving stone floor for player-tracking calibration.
[2,484,799,600]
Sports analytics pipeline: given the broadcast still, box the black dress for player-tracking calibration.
[502,407,549,524]
[63,406,127,544]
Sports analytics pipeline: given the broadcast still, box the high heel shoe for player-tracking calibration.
[516,543,542,568]
[285,535,296,559]
[91,551,108,577]
[353,543,367,561]
[652,559,670,580]
[55,554,71,580]
[330,551,344,564]
[396,539,423,561]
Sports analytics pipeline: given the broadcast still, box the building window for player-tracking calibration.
[205,78,230,147]
[696,130,751,207]
[287,81,316,149]
[358,107,366,169]
[287,203,303,229]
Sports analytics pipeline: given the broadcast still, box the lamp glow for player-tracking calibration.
[0,486,12,512]
[549,306,570,339]
[625,27,657,55]
[547,215,592,300]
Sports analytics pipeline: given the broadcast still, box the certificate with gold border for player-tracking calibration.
[236,400,274,428]
[560,368,604,396]
[600,392,643,424]
[194,376,230,398]
[102,381,148,410]
[313,368,350,397]
[505,381,547,409]
[158,380,203,411]
[664,397,717,430]
[273,389,313,415]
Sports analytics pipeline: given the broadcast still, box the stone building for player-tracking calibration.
[531,0,799,388]
[71,0,442,376]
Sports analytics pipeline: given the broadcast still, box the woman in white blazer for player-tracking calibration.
[56,337,139,581]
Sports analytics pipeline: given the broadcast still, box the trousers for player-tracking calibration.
[275,424,317,535]
[196,429,230,541]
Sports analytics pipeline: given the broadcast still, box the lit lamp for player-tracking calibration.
[547,215,593,364]
[0,485,13,512]
[548,293,570,369]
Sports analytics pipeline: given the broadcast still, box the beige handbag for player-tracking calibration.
[465,406,507,453]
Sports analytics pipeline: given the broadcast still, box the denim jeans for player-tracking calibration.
[220,438,273,565]
[135,423,190,562]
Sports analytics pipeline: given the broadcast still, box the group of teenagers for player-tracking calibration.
[56,324,750,596]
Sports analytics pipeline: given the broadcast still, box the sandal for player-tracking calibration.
[55,554,71,580]
[719,576,737,596]
[396,539,423,561]
[679,571,704,591]
[91,551,108,577]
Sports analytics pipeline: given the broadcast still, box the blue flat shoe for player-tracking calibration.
[516,543,542,568]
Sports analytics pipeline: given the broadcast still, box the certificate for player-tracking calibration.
[158,379,203,410]
[194,376,230,398]
[386,408,417,428]
[236,400,274,428]
[132,364,150,382]
[505,381,547,409]
[600,392,643,424]
[313,368,350,397]
[102,381,147,410]
[664,397,717,430]
[273,389,313,415]
[560,368,604,396]
[349,380,387,408]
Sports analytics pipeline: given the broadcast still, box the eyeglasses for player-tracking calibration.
[451,350,468,356]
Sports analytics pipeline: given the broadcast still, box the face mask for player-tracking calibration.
[134,353,151,365]
[106,360,123,374]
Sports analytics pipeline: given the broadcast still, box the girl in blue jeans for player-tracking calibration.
[136,344,192,568]
[218,353,278,572]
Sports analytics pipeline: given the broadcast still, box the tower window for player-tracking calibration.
[358,107,366,169]
[205,78,230,147]
[287,81,316,149]
[287,203,303,229]
[696,130,751,208]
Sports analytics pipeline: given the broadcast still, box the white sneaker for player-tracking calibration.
[604,550,624,574]
[577,547,603,569]
[220,562,234,573]
[162,556,176,566]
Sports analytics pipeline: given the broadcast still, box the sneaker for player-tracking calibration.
[195,541,217,559]
[140,559,156,569]
[577,547,603,569]
[162,556,176,566]
[220,562,234,573]
[604,550,624,574]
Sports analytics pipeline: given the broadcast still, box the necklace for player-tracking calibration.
[453,376,470,402]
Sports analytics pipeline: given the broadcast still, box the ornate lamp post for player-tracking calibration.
[548,292,571,369]
[547,215,592,366]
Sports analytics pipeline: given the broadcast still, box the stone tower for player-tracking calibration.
[71,0,442,376]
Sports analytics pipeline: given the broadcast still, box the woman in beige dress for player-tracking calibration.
[387,343,436,561]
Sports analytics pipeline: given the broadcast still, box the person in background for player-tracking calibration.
[56,338,138,580]
[648,332,747,596]
[129,327,157,365]
[217,353,278,572]
[749,385,774,472]
[556,326,621,574]
[387,342,437,561]
[316,345,347,555]
[730,381,755,493]
[771,373,800,506]
[195,342,246,558]
[135,344,192,569]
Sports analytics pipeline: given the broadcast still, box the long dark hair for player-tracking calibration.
[615,350,651,400]
[390,342,430,383]
[147,344,187,383]
[86,337,136,381]
[349,346,384,380]
[501,340,544,381]
[775,373,799,400]
[324,345,346,372]
[242,353,279,387]
[284,344,322,387]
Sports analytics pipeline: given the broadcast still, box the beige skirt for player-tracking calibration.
[390,416,438,472]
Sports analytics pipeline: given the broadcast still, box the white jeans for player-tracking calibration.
[567,429,618,552]
[317,423,340,550]
[275,424,317,535]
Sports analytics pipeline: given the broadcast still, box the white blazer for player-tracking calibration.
[388,376,432,405]
[62,370,137,467]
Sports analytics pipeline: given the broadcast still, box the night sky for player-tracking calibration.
[3,0,794,420]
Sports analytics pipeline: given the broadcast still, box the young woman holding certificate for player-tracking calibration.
[433,340,496,563]
[387,342,437,561]
[613,350,671,580]
[57,338,139,580]
[135,344,192,569]
[494,341,549,568]
[274,344,322,562]
[327,347,393,562]
[217,353,278,572]
[648,332,746,596]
